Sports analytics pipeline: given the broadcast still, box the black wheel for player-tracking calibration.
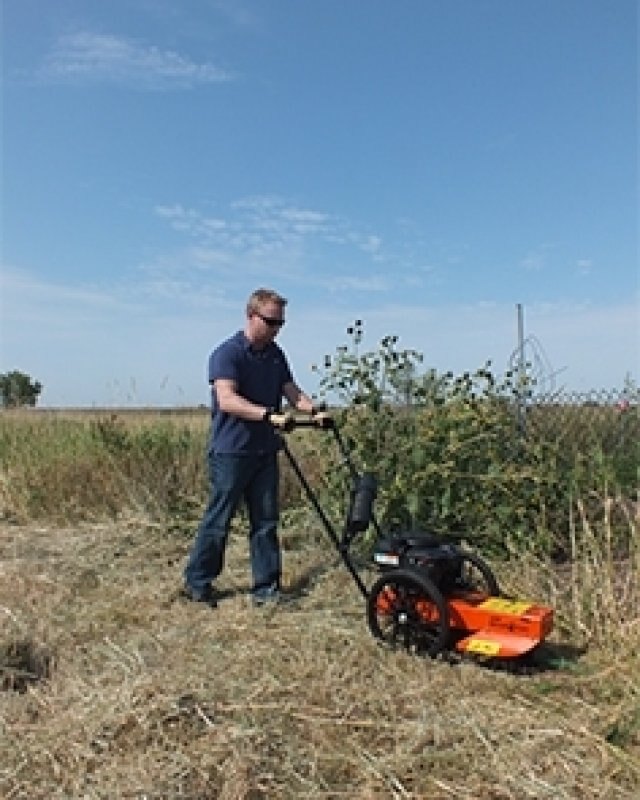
[454,550,500,596]
[367,569,450,657]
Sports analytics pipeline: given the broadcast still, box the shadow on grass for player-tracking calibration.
[525,640,588,671]
[285,560,339,599]
[450,640,589,675]
[0,638,55,693]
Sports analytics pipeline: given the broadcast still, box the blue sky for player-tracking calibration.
[1,0,638,407]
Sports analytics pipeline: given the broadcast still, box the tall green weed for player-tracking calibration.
[311,323,637,557]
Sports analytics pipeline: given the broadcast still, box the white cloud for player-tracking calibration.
[519,243,558,273]
[360,235,383,255]
[38,32,234,88]
[151,195,401,285]
[520,250,545,272]
[0,266,141,318]
[230,196,332,239]
[328,275,389,293]
[154,204,228,238]
[576,258,593,275]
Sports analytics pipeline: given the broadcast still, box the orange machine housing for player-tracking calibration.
[413,593,554,658]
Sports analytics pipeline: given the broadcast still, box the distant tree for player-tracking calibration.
[0,370,43,408]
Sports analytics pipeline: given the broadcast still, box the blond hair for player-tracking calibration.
[246,288,288,315]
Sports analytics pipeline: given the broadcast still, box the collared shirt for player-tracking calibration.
[207,330,293,454]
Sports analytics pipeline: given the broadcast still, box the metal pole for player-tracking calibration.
[280,436,370,599]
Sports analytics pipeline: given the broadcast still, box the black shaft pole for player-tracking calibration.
[280,438,369,599]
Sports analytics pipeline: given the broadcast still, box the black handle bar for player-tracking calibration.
[273,417,355,475]
[278,418,325,428]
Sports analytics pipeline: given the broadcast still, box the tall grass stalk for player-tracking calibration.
[0,411,209,523]
[569,495,639,650]
[494,492,638,664]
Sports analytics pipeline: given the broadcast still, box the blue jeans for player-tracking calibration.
[184,451,281,598]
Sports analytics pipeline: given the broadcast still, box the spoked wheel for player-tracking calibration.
[454,550,500,596]
[367,569,450,657]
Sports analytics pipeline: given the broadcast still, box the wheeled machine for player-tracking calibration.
[277,417,554,662]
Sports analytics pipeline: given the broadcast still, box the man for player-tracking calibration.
[183,288,330,607]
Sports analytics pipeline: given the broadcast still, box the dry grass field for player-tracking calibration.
[1,500,638,799]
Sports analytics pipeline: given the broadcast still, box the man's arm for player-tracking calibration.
[214,379,269,421]
[282,381,317,414]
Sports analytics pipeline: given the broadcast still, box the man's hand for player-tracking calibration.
[268,411,296,432]
[311,410,333,429]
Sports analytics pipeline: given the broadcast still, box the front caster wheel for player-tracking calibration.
[366,569,450,657]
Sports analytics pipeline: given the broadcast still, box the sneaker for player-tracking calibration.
[179,584,218,608]
[251,589,280,606]
[252,586,298,608]
[252,583,282,606]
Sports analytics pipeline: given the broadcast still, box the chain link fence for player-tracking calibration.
[520,388,639,492]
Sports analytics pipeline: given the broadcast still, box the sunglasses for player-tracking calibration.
[256,312,285,328]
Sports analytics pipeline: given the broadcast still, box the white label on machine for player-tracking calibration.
[374,553,400,566]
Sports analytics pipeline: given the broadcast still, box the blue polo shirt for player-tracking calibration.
[207,330,293,454]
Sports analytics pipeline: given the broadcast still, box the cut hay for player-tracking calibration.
[0,517,638,799]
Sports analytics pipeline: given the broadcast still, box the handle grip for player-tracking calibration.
[269,414,333,431]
